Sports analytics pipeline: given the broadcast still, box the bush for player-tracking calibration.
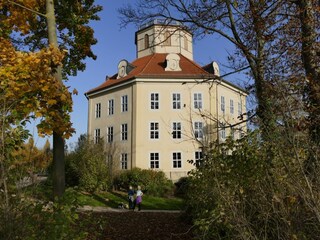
[174,177,190,197]
[185,131,320,239]
[113,168,174,197]
[0,189,87,240]
[65,135,110,192]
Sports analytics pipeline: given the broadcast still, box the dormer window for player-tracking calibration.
[144,34,149,49]
[165,53,181,71]
[164,31,171,46]
[117,59,135,79]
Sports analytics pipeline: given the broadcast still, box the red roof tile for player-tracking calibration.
[86,53,214,95]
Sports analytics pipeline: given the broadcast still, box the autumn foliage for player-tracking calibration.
[0,38,74,137]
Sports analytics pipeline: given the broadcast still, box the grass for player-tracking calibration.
[23,182,185,210]
[76,190,185,210]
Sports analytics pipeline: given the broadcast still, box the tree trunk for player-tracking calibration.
[295,0,320,176]
[46,0,65,198]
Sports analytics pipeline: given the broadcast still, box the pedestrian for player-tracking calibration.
[128,186,135,210]
[134,185,143,211]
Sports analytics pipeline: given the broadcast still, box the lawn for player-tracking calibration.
[75,189,185,210]
[25,183,185,210]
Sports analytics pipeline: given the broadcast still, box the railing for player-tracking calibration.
[139,19,182,30]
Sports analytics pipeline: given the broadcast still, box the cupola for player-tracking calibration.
[135,19,193,60]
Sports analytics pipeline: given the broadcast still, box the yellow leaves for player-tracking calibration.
[35,112,42,118]
[1,40,73,139]
[47,99,57,105]
[42,85,49,91]
[1,0,39,35]
[60,94,68,101]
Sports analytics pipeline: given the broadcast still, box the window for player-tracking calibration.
[150,152,159,169]
[173,152,182,168]
[172,122,181,139]
[172,93,181,109]
[108,99,114,115]
[194,93,202,109]
[238,101,242,116]
[164,31,171,46]
[121,95,128,112]
[230,99,234,114]
[121,153,128,170]
[220,123,226,140]
[107,126,113,143]
[95,103,101,118]
[231,126,235,140]
[151,93,159,109]
[194,122,203,139]
[94,128,100,144]
[150,122,159,139]
[195,151,203,167]
[184,36,188,50]
[221,96,225,113]
[121,124,128,141]
[144,34,149,49]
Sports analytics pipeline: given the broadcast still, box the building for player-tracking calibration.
[85,20,247,181]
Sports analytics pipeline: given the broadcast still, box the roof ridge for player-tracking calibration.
[139,53,156,74]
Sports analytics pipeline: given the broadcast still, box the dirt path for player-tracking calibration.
[84,211,194,240]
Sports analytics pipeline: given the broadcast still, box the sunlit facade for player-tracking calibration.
[86,20,247,181]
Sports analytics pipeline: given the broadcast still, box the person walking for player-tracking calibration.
[134,186,143,211]
[128,186,135,210]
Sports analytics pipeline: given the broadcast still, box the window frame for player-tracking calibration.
[193,93,203,109]
[172,122,182,139]
[108,99,114,116]
[194,121,204,139]
[221,96,225,113]
[172,93,181,110]
[184,35,188,50]
[95,103,101,118]
[220,123,226,140]
[94,128,100,144]
[230,99,234,114]
[172,152,182,168]
[121,123,128,141]
[238,101,242,116]
[107,126,113,143]
[121,153,128,170]
[144,34,149,49]
[150,122,159,139]
[150,93,159,110]
[150,152,160,169]
[195,151,203,167]
[121,95,128,112]
[164,31,171,46]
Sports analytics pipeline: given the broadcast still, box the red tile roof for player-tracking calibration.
[86,53,214,95]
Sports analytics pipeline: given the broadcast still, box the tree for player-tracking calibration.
[0,0,102,197]
[292,0,320,175]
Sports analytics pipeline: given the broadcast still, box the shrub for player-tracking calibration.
[114,168,174,197]
[65,135,110,192]
[0,189,87,240]
[185,131,320,239]
[174,177,190,197]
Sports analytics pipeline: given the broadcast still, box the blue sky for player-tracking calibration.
[31,0,246,149]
